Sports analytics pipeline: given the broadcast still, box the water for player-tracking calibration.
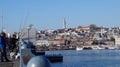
[46,50,120,67]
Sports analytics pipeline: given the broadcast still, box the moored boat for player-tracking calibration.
[76,46,83,50]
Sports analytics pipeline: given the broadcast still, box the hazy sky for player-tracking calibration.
[0,0,120,33]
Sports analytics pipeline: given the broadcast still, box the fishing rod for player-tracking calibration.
[19,12,30,67]
[0,16,3,32]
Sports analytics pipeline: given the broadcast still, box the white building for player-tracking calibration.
[36,40,49,46]
[115,38,120,45]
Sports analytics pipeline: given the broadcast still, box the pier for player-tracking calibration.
[0,60,19,67]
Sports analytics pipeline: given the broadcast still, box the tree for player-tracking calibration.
[110,37,115,41]
[89,24,97,29]
[92,38,98,45]
[110,37,115,44]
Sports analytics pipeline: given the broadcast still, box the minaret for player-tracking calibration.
[63,18,66,29]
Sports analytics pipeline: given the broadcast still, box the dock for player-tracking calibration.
[0,60,19,67]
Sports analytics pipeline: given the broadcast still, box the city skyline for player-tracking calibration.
[0,0,120,33]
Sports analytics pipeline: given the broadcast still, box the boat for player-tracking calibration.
[83,46,92,50]
[76,46,83,50]
[92,46,105,50]
[76,45,105,50]
[105,46,117,50]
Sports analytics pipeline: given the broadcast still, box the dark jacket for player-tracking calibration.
[0,36,5,48]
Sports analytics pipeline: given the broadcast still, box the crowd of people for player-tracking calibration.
[0,32,19,62]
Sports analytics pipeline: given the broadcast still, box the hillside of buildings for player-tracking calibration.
[21,24,120,50]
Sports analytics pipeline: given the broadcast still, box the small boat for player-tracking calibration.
[83,47,92,50]
[76,47,83,50]
[106,46,117,50]
[92,46,105,50]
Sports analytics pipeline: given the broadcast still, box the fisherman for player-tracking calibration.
[11,33,19,51]
[0,32,10,62]
[9,33,19,60]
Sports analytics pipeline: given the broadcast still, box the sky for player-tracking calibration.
[0,0,120,33]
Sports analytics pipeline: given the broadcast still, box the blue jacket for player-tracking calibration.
[0,36,5,48]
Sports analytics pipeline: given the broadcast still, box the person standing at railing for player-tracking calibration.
[0,32,10,62]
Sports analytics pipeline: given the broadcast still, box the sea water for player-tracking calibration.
[46,50,120,67]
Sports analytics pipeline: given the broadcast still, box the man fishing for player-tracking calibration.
[0,32,10,62]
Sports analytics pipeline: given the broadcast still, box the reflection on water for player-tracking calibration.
[46,50,120,67]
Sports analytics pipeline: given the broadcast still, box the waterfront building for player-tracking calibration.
[20,26,37,46]
[52,39,65,46]
[76,26,91,33]
[36,40,49,46]
[115,38,120,45]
